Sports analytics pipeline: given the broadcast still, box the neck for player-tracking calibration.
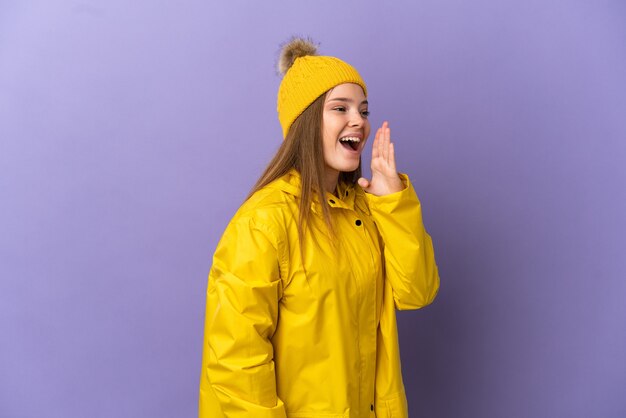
[324,168,339,197]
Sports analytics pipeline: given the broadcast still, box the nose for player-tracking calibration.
[348,109,365,127]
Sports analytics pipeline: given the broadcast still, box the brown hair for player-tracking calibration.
[247,91,361,249]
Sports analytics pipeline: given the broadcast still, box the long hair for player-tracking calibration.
[247,90,362,251]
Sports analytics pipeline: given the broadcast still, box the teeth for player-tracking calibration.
[339,136,361,143]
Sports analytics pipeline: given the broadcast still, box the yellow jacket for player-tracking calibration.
[199,169,440,418]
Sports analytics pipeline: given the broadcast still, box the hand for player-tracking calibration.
[358,121,404,196]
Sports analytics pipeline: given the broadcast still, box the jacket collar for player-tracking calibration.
[269,168,370,215]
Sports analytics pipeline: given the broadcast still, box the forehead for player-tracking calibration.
[325,83,367,101]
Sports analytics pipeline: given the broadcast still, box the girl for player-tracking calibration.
[199,37,440,418]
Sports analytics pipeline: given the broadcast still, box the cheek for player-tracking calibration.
[322,130,336,151]
[322,115,338,139]
[323,118,342,143]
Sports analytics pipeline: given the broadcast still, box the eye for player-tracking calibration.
[333,106,346,112]
[361,110,370,117]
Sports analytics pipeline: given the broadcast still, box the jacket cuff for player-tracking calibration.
[364,173,420,210]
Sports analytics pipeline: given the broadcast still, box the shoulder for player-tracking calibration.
[227,175,299,243]
[212,178,297,275]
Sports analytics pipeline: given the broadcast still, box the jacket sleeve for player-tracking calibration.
[364,173,440,310]
[199,217,287,418]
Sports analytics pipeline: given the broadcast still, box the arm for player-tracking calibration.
[199,217,287,418]
[365,173,440,310]
[359,121,440,310]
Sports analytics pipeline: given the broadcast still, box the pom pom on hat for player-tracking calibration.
[276,36,367,139]
[277,36,318,76]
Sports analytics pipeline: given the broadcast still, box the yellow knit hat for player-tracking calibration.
[276,37,367,139]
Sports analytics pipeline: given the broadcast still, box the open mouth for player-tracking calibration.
[339,136,360,151]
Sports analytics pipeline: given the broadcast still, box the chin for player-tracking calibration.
[326,157,361,175]
[335,163,359,173]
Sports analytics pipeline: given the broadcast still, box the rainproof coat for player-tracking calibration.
[199,168,440,418]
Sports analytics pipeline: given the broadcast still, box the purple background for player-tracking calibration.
[1,1,625,417]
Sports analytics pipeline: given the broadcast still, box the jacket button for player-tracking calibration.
[370,404,374,411]
[329,199,335,204]
[355,219,362,226]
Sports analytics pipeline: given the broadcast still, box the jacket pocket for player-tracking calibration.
[375,392,408,418]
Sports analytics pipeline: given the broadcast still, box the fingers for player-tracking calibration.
[373,121,396,170]
[382,121,390,163]
[357,177,370,189]
[372,127,381,160]
[378,122,385,163]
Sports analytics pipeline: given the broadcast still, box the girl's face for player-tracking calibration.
[322,83,370,177]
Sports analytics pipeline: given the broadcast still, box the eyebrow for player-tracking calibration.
[327,98,369,105]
